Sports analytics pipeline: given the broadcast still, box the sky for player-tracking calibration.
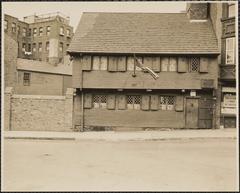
[2,1,186,31]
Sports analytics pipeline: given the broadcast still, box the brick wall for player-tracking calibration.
[4,87,73,131]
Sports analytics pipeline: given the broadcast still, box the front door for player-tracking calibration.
[186,98,199,128]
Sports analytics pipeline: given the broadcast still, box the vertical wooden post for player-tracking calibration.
[132,53,136,77]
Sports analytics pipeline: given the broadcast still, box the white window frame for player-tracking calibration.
[33,28,37,37]
[39,27,43,36]
[46,26,51,36]
[59,27,64,36]
[226,37,235,65]
[159,96,175,111]
[228,3,235,18]
[38,43,42,52]
[127,95,141,110]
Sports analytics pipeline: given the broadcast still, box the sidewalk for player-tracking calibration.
[4,129,237,141]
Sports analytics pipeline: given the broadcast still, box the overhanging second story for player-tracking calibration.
[68,12,219,90]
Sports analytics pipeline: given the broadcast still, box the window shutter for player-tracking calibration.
[199,57,208,73]
[84,93,92,109]
[175,95,184,112]
[152,57,160,72]
[178,57,188,72]
[117,56,126,71]
[107,95,116,110]
[118,95,126,110]
[82,55,92,71]
[144,57,152,70]
[141,95,150,110]
[108,56,117,72]
[150,95,158,110]
[161,57,169,71]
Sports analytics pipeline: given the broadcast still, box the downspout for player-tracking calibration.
[80,55,84,131]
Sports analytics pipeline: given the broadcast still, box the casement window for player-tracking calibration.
[59,42,63,52]
[67,29,70,37]
[38,42,42,52]
[12,22,16,33]
[33,28,37,37]
[39,27,43,36]
[127,57,142,71]
[159,96,175,110]
[59,27,64,35]
[189,57,200,72]
[46,26,51,36]
[22,43,26,52]
[4,20,8,30]
[22,28,27,37]
[23,72,30,86]
[226,37,235,65]
[92,56,108,70]
[161,57,177,72]
[32,43,36,52]
[46,42,49,51]
[228,3,235,18]
[93,95,107,108]
[127,95,141,110]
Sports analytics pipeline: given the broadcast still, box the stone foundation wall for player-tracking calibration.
[4,87,73,131]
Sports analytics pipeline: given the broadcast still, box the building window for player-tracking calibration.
[46,26,51,36]
[189,57,200,72]
[59,27,64,35]
[228,3,235,18]
[12,22,16,33]
[159,96,175,110]
[28,44,31,52]
[161,57,177,72]
[33,28,37,37]
[4,20,8,30]
[32,43,36,52]
[22,28,27,37]
[59,42,63,52]
[46,41,49,51]
[17,25,20,34]
[28,29,31,36]
[22,43,26,52]
[23,72,30,86]
[226,37,235,65]
[127,95,141,110]
[93,95,107,108]
[67,29,70,37]
[39,27,43,36]
[92,56,108,70]
[38,42,42,52]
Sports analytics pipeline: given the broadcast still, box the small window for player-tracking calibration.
[59,27,64,35]
[159,96,175,110]
[226,37,235,65]
[4,20,8,30]
[228,3,235,18]
[92,56,107,70]
[17,26,20,34]
[189,57,200,72]
[28,44,31,52]
[59,42,63,52]
[23,73,30,86]
[32,43,36,52]
[12,22,16,33]
[46,26,51,36]
[127,95,141,110]
[93,95,107,108]
[127,57,135,71]
[46,42,49,51]
[39,27,43,36]
[22,43,26,52]
[22,28,27,37]
[33,28,37,37]
[38,42,42,52]
[161,57,177,72]
[67,29,70,37]
[28,29,31,36]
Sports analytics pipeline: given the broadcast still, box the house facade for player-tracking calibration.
[68,4,219,131]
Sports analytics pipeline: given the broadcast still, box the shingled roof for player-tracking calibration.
[68,12,219,55]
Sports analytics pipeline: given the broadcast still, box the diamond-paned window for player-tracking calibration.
[127,95,141,110]
[93,95,107,108]
[159,96,175,110]
[189,57,200,72]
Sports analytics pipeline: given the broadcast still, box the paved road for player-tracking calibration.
[3,138,238,191]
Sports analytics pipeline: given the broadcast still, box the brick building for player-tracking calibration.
[68,5,220,131]
[4,12,73,65]
[209,2,237,128]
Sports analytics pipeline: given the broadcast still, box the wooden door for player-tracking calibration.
[186,98,199,128]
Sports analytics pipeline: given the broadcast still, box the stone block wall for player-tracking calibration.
[4,87,73,131]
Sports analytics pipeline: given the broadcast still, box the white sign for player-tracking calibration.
[190,90,196,97]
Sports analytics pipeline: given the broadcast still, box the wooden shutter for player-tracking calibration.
[118,95,126,110]
[84,93,92,108]
[108,56,117,72]
[117,56,126,71]
[152,57,160,72]
[178,57,188,72]
[82,55,92,71]
[107,95,116,110]
[161,57,169,71]
[150,95,158,110]
[141,95,150,110]
[175,95,184,112]
[199,57,208,73]
[72,57,82,88]
[144,57,152,70]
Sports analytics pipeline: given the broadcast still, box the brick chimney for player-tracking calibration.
[187,3,209,20]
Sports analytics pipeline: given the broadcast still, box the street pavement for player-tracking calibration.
[2,137,238,191]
